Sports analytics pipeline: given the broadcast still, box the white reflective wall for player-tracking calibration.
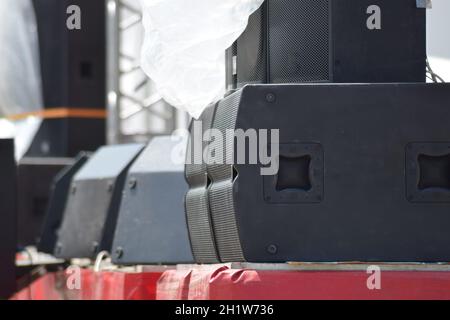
[428,0,450,81]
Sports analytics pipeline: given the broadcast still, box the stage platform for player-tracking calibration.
[12,263,450,300]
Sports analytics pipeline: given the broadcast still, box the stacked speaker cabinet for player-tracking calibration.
[227,0,426,89]
[30,0,106,157]
[37,153,90,254]
[0,140,16,299]
[17,157,75,247]
[55,144,145,259]
[112,137,193,265]
[187,83,450,263]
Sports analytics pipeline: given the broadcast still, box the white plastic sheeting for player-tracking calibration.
[140,0,265,118]
[0,0,43,116]
[0,117,42,160]
[427,0,450,81]
[0,0,43,160]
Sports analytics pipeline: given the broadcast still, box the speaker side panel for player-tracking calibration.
[112,137,193,265]
[207,92,245,263]
[56,144,144,259]
[37,153,90,254]
[236,3,268,88]
[185,105,220,263]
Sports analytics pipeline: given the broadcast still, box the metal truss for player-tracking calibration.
[106,0,187,144]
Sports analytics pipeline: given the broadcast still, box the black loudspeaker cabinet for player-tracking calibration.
[55,144,145,259]
[0,140,17,299]
[32,0,105,108]
[17,157,74,247]
[37,153,90,254]
[228,0,426,89]
[185,105,221,264]
[26,119,105,158]
[112,137,193,265]
[201,83,450,263]
[30,0,106,157]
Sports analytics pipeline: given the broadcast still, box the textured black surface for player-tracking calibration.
[33,0,106,108]
[185,105,221,263]
[37,153,90,254]
[25,118,105,158]
[0,140,16,299]
[236,3,267,87]
[112,137,193,265]
[228,0,426,88]
[30,0,106,158]
[207,83,450,263]
[207,93,245,262]
[56,144,145,259]
[332,0,426,83]
[268,0,331,83]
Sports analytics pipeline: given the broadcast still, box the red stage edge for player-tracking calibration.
[12,264,450,300]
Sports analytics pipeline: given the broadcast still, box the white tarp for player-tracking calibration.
[0,0,43,159]
[427,0,450,82]
[140,0,265,118]
[0,0,43,116]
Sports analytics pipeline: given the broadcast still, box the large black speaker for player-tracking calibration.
[32,0,105,108]
[55,144,145,259]
[112,137,193,265]
[197,83,450,263]
[228,0,426,89]
[30,0,106,157]
[17,157,74,248]
[37,153,90,254]
[0,140,17,299]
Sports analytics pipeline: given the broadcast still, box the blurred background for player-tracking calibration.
[428,0,450,81]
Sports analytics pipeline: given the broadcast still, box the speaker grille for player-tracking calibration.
[236,5,267,88]
[207,91,245,262]
[185,106,220,263]
[268,0,330,83]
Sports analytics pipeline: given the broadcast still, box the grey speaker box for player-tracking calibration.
[37,153,90,254]
[55,144,145,259]
[112,136,194,265]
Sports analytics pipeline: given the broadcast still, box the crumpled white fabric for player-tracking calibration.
[140,0,264,119]
[0,0,43,117]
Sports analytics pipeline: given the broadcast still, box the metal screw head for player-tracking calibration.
[107,182,114,193]
[267,244,278,255]
[92,242,99,254]
[55,243,63,255]
[115,247,124,259]
[265,93,276,103]
[128,178,137,190]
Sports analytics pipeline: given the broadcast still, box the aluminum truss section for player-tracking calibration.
[106,0,187,144]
